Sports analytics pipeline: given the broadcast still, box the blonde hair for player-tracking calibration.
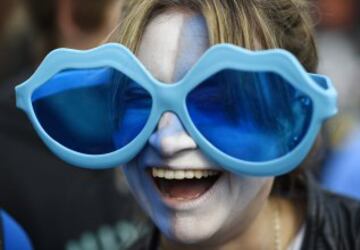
[110,0,318,71]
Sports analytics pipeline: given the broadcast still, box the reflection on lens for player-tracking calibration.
[32,67,152,154]
[186,69,313,162]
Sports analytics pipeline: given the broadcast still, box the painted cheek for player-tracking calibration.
[122,161,175,236]
[122,162,171,219]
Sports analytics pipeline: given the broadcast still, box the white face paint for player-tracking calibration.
[122,9,274,246]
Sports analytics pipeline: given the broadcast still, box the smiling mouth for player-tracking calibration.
[150,168,222,200]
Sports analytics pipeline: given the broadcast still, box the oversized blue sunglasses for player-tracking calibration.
[15,43,337,176]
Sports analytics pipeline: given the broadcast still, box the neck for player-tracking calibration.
[160,196,305,250]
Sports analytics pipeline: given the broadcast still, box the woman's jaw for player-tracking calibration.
[123,147,274,245]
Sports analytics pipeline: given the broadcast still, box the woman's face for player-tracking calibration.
[122,9,274,245]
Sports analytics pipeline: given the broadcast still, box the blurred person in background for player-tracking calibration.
[0,0,36,85]
[0,3,34,248]
[316,0,360,142]
[0,1,147,250]
[315,0,360,200]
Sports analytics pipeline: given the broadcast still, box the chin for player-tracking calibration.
[162,209,229,245]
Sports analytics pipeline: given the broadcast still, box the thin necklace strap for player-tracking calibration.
[272,200,282,250]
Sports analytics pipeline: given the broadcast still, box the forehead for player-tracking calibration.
[136,8,209,83]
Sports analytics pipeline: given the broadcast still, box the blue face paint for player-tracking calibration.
[173,14,209,82]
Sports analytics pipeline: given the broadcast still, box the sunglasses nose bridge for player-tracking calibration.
[156,84,184,114]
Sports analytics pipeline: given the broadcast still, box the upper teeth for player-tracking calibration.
[152,168,220,180]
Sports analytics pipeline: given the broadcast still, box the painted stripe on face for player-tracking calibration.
[137,11,209,156]
[137,9,186,83]
[173,14,209,82]
[137,9,209,84]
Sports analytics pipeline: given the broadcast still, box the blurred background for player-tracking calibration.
[0,1,148,250]
[0,0,359,249]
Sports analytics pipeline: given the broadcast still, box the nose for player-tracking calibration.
[149,112,197,157]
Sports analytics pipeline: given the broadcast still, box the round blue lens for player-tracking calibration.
[186,69,313,162]
[32,67,152,154]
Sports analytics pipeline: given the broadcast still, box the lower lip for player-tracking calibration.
[148,171,226,210]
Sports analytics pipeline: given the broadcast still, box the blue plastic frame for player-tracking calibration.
[15,43,337,176]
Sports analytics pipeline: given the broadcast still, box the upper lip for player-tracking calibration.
[138,149,223,171]
[144,164,223,171]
